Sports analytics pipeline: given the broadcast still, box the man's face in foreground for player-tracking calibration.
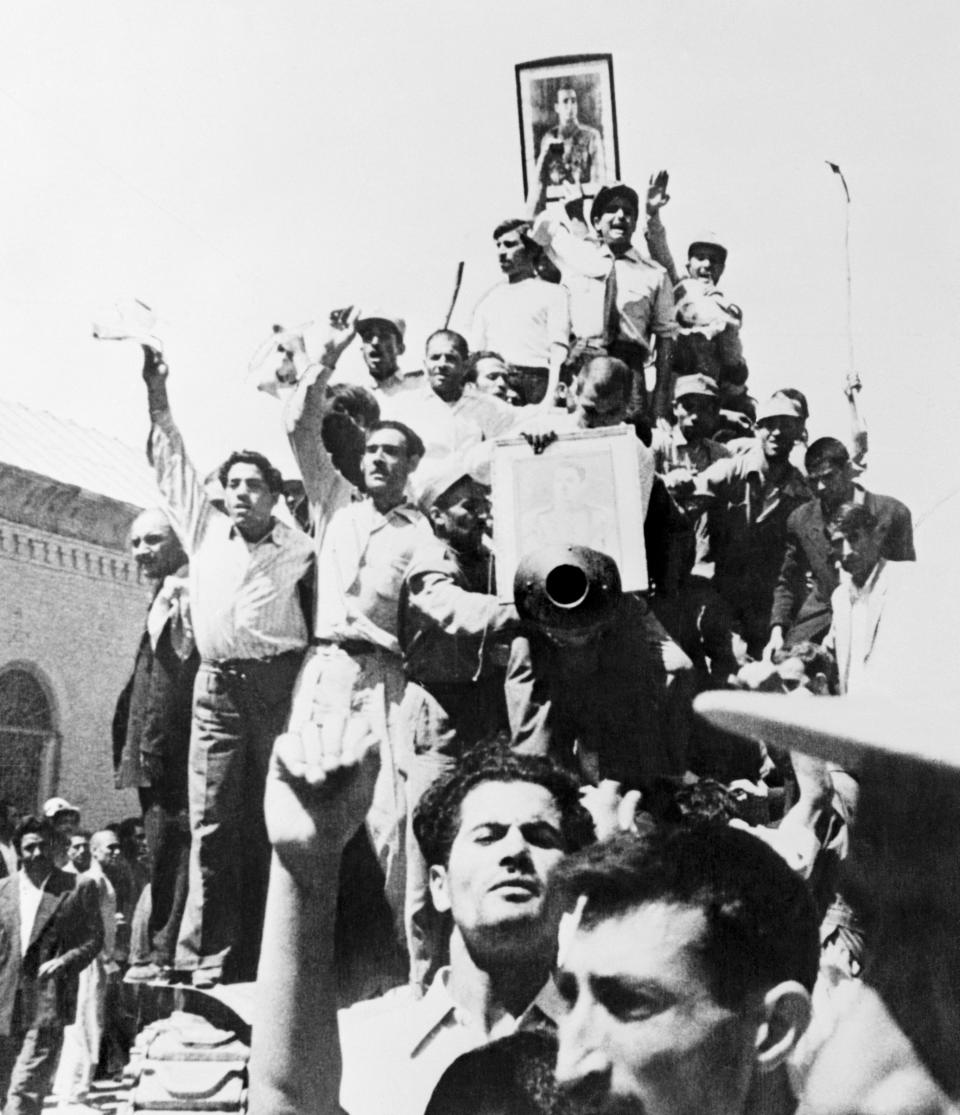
[430,781,566,946]
[555,901,759,1115]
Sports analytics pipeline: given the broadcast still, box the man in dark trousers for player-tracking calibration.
[0,817,101,1115]
[765,437,914,657]
[113,507,199,982]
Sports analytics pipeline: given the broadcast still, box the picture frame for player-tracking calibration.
[491,426,648,603]
[515,53,620,211]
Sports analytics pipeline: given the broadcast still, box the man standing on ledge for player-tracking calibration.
[141,345,313,988]
[113,507,198,983]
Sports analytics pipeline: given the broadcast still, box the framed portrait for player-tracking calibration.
[515,53,619,211]
[491,426,647,603]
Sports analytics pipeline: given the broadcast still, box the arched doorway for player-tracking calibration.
[0,666,59,812]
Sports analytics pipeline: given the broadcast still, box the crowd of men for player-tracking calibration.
[4,167,948,1115]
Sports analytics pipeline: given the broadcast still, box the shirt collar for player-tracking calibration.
[848,558,884,602]
[408,967,563,1058]
[228,519,280,545]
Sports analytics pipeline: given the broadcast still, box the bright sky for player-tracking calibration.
[2,1,959,527]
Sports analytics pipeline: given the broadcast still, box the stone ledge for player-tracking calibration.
[0,516,146,587]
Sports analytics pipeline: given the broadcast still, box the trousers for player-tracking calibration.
[176,650,303,981]
[0,1024,64,1115]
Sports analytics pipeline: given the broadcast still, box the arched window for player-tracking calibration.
[0,667,57,812]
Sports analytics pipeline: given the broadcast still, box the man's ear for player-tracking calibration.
[429,864,451,914]
[754,981,812,1073]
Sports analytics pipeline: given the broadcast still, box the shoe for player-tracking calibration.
[191,968,221,989]
[125,962,164,983]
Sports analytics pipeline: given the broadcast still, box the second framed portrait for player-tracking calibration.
[491,426,647,603]
[515,53,620,212]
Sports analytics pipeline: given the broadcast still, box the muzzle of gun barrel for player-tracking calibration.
[513,545,622,632]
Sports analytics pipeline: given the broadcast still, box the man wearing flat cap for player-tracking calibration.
[530,180,676,419]
[650,374,735,676]
[352,310,423,400]
[693,393,810,661]
[398,461,520,988]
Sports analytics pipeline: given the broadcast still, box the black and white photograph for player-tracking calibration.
[0,3,958,1114]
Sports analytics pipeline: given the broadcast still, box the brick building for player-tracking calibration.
[0,399,158,827]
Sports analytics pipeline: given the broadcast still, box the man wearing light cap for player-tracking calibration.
[694,394,810,660]
[398,461,520,987]
[671,232,751,419]
[530,180,676,418]
[353,309,422,399]
[650,374,734,675]
[43,798,81,868]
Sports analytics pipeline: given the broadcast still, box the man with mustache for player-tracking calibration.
[251,743,593,1115]
[281,311,431,970]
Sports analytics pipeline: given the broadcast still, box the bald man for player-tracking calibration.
[113,509,198,982]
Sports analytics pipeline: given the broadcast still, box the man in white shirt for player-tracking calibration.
[281,313,433,956]
[824,502,915,697]
[250,742,594,1115]
[470,219,569,404]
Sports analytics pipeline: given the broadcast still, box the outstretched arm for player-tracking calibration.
[142,346,212,555]
[249,715,380,1115]
[282,308,361,512]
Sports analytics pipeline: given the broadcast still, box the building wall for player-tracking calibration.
[0,514,148,827]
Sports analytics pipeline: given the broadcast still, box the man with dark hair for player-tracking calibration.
[765,436,914,657]
[550,826,817,1115]
[0,817,101,1115]
[470,218,569,405]
[823,501,917,696]
[140,346,313,987]
[418,328,520,438]
[530,181,676,418]
[250,738,593,1115]
[534,81,605,191]
[466,350,514,402]
[281,314,433,966]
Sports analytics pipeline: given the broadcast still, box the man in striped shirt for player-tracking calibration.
[141,345,313,987]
